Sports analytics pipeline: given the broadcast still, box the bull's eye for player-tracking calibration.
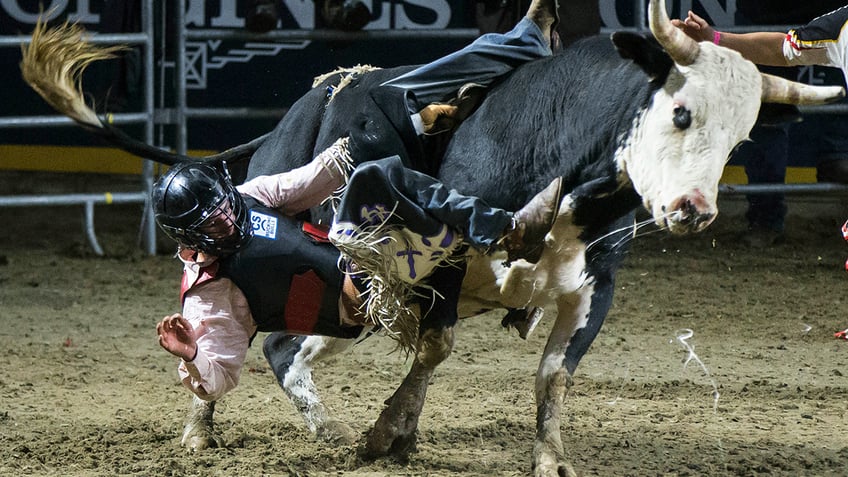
[673,106,692,130]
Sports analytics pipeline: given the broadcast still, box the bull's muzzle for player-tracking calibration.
[663,192,715,233]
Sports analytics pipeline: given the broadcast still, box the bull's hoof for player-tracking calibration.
[358,427,418,462]
[534,461,577,477]
[533,450,577,477]
[316,419,359,445]
[181,426,224,452]
[358,387,424,461]
[180,397,224,452]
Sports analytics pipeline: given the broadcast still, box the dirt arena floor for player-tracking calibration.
[2,171,848,476]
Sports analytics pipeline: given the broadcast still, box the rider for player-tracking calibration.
[156,0,563,402]
[155,160,561,400]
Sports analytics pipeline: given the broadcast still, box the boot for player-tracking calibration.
[498,176,564,264]
[525,0,560,49]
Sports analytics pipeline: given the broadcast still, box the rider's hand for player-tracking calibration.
[156,313,198,361]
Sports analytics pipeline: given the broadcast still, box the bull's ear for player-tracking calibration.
[611,32,674,84]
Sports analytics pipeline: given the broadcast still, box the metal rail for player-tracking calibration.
[0,3,157,256]
[0,192,148,255]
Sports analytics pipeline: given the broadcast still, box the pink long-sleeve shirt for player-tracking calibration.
[176,154,346,401]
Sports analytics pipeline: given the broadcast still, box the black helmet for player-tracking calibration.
[152,162,251,255]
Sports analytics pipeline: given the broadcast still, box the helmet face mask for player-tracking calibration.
[152,162,251,255]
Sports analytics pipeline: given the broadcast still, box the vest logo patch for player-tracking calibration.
[250,210,278,239]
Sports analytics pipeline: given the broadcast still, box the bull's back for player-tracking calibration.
[246,65,416,180]
[440,35,654,211]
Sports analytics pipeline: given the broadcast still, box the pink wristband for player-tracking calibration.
[713,30,721,45]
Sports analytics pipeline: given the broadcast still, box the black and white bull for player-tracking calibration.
[182,3,844,475]
[22,1,843,475]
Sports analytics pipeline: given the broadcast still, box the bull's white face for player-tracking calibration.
[616,43,761,234]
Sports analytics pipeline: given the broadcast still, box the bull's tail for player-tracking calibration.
[20,18,266,166]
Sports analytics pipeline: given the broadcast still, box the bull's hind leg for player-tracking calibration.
[181,396,224,451]
[361,326,455,460]
[263,332,359,444]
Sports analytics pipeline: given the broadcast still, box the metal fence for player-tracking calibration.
[0,2,158,255]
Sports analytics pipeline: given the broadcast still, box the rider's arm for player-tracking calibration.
[238,137,354,215]
[178,277,256,401]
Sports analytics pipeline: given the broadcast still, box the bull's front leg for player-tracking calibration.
[533,288,596,477]
[361,326,455,460]
[181,396,224,451]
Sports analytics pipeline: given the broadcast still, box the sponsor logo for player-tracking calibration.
[250,210,278,239]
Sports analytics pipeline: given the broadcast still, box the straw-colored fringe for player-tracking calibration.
[313,136,355,211]
[312,64,381,102]
[332,215,466,353]
[20,18,126,129]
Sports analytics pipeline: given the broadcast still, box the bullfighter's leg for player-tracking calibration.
[263,332,360,444]
[181,396,224,451]
[361,264,464,459]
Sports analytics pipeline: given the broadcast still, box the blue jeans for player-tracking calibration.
[381,17,550,110]
[337,156,512,249]
[738,124,789,232]
[336,17,548,246]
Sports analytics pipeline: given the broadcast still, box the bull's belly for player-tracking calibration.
[456,252,509,318]
[457,200,589,316]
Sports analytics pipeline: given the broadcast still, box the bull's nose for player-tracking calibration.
[689,210,715,230]
[666,193,715,231]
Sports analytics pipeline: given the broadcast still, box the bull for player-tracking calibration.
[21,1,844,475]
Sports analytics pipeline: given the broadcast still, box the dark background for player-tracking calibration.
[1,0,847,167]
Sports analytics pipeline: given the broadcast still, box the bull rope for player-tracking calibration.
[312,64,381,103]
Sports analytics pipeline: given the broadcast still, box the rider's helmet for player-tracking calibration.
[152,162,251,255]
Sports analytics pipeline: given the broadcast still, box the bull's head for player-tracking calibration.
[612,0,844,234]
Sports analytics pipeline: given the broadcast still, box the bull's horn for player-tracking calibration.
[20,17,266,166]
[648,0,700,66]
[761,73,846,105]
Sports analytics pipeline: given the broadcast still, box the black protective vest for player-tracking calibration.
[219,197,362,338]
